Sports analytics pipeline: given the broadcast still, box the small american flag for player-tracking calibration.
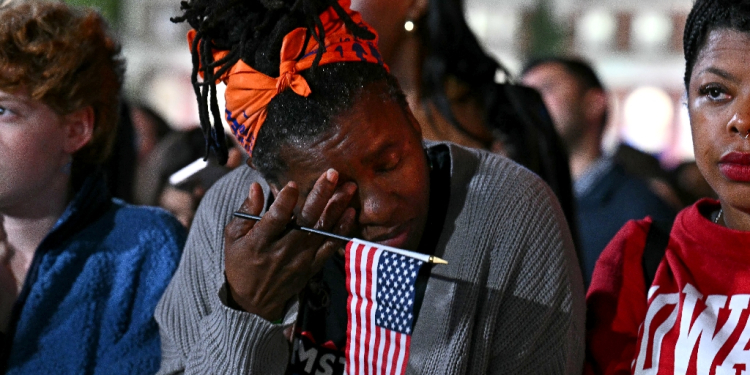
[344,239,426,375]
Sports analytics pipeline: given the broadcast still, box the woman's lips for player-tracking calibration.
[719,152,750,182]
[367,225,411,249]
[375,230,409,249]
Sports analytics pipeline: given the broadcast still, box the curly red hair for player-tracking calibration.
[0,0,125,166]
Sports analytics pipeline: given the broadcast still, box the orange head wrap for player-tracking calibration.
[187,0,388,157]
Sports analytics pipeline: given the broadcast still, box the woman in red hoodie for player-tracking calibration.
[585,0,750,373]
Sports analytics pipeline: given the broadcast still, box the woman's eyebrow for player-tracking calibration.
[699,66,738,82]
[360,140,399,165]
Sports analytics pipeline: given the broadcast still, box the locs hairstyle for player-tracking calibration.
[172,0,406,179]
[683,0,750,89]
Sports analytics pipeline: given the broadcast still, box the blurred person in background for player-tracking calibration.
[349,0,580,250]
[521,57,676,286]
[586,0,750,372]
[103,101,138,203]
[0,1,185,373]
[131,103,172,165]
[143,127,238,228]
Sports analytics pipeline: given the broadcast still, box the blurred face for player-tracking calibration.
[275,84,430,251]
[521,63,588,147]
[0,88,72,214]
[688,28,750,213]
[350,0,412,62]
[159,186,196,229]
[131,107,161,162]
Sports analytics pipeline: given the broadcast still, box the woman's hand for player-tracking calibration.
[223,169,356,321]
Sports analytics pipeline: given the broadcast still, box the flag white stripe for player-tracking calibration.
[385,329,396,375]
[347,244,359,375]
[366,249,380,373]
[357,244,372,372]
[376,327,386,375]
[394,331,408,374]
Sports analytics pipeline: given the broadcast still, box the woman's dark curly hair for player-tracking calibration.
[172,0,406,180]
[684,0,750,90]
[416,0,504,145]
[0,0,125,167]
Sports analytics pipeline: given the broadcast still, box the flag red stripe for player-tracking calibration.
[390,331,399,375]
[373,325,383,375]
[353,243,366,374]
[394,332,408,375]
[356,244,370,373]
[345,242,364,374]
[385,329,396,375]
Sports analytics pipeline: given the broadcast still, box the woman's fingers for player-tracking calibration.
[224,182,265,240]
[298,169,339,228]
[252,181,299,241]
[316,182,357,230]
[310,207,356,273]
[222,170,359,319]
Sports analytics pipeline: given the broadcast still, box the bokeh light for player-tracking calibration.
[622,86,674,153]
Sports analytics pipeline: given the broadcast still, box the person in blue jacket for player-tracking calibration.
[0,1,186,373]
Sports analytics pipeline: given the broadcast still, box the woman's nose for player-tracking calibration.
[355,184,396,226]
[728,95,750,138]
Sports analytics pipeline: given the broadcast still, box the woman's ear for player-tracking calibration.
[583,88,608,126]
[406,107,423,137]
[62,106,94,154]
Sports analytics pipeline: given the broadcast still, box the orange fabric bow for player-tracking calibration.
[187,0,388,156]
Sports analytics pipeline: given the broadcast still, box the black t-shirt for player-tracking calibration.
[287,145,451,375]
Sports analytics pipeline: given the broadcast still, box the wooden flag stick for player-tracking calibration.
[232,211,448,265]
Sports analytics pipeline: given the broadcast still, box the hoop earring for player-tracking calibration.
[404,19,415,32]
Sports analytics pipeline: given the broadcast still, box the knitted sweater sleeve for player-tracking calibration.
[155,167,294,375]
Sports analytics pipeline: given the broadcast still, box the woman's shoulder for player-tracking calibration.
[200,165,270,212]
[442,141,549,200]
[587,218,654,300]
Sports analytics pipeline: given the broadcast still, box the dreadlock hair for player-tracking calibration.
[172,0,403,178]
[683,0,750,90]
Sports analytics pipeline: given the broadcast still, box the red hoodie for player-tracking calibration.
[586,199,750,375]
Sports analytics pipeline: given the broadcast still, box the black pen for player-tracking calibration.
[232,211,352,242]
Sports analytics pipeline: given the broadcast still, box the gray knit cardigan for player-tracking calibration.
[156,142,585,374]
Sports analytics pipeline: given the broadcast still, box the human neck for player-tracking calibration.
[388,32,423,107]
[718,203,750,232]
[568,133,603,181]
[1,175,72,259]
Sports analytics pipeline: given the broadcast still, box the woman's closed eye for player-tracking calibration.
[375,153,401,173]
